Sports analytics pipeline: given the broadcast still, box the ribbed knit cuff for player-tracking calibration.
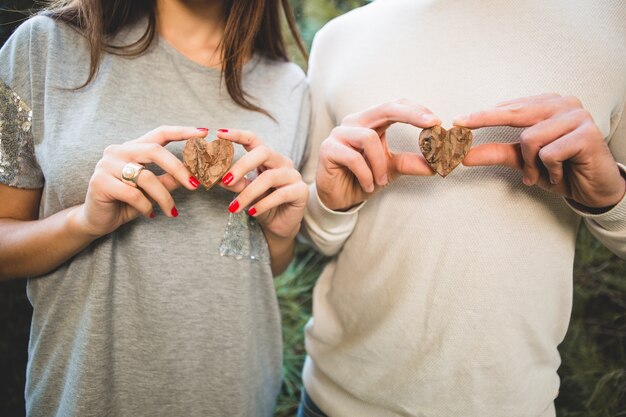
[305,183,365,231]
[302,183,366,256]
[566,163,626,232]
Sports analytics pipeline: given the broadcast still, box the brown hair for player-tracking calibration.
[46,0,306,116]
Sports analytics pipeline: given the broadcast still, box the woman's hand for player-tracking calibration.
[217,129,308,241]
[316,100,441,211]
[455,93,626,210]
[73,126,207,237]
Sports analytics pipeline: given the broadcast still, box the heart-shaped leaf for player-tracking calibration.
[419,126,473,177]
[183,138,234,189]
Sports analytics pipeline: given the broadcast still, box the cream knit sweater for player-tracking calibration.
[300,1,626,416]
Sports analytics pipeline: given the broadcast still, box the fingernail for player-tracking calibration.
[367,184,375,193]
[248,207,257,216]
[422,114,436,123]
[228,200,239,213]
[379,174,388,185]
[222,172,234,185]
[522,176,532,186]
[550,176,558,185]
[149,211,155,219]
[189,176,200,188]
[196,127,208,132]
[171,206,179,217]
[218,128,229,133]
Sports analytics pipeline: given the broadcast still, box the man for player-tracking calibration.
[299,0,626,416]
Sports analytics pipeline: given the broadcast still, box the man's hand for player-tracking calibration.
[455,93,626,210]
[317,99,441,211]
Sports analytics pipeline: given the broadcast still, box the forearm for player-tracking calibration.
[265,232,296,277]
[0,205,98,280]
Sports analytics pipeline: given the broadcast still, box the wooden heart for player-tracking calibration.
[183,138,234,190]
[419,125,473,177]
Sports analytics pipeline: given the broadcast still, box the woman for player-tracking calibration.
[0,0,309,415]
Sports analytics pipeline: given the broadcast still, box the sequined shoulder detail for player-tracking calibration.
[0,80,43,188]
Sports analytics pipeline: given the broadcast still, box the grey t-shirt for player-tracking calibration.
[0,15,309,417]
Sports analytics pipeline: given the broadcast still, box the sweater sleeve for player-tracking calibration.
[0,17,44,189]
[567,96,626,259]
[300,26,364,257]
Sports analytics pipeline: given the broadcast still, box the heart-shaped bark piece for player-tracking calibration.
[419,125,473,177]
[183,138,234,190]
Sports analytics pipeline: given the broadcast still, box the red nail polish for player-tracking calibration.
[222,172,234,185]
[189,176,200,188]
[218,128,229,133]
[248,207,257,216]
[228,200,239,213]
[171,206,179,217]
[149,211,155,219]
[196,127,208,132]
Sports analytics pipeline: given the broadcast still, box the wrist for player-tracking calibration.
[317,188,364,212]
[575,167,626,213]
[66,205,106,240]
[263,226,298,246]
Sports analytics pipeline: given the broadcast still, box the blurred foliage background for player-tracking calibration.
[0,0,624,416]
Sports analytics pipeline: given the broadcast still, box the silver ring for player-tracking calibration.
[121,162,145,187]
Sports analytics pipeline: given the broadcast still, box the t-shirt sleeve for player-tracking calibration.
[0,17,44,189]
[567,95,626,259]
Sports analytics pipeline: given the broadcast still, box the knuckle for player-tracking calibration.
[538,147,554,163]
[103,144,120,156]
[88,173,104,189]
[381,102,396,118]
[260,168,279,182]
[570,108,591,123]
[296,181,309,195]
[283,157,295,169]
[562,95,583,109]
[580,121,601,138]
[519,129,534,144]
[366,129,379,144]
[125,188,144,204]
[341,114,357,126]
[257,145,271,159]
[145,142,162,154]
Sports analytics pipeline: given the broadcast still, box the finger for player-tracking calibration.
[518,109,584,185]
[130,125,209,146]
[332,126,389,186]
[216,128,263,152]
[453,102,562,129]
[133,169,178,217]
[496,93,561,107]
[228,168,302,213]
[455,95,586,129]
[113,143,199,191]
[158,173,183,193]
[218,176,251,193]
[341,99,441,132]
[389,152,435,177]
[101,175,153,218]
[248,182,309,218]
[321,139,375,193]
[537,128,587,185]
[221,145,292,187]
[462,143,524,171]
